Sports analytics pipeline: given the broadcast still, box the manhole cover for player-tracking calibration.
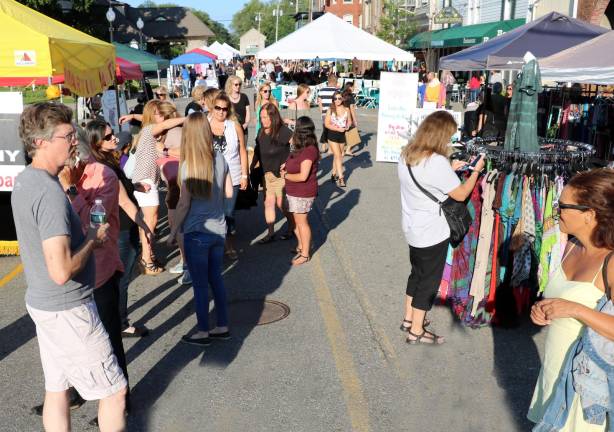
[227,299,290,326]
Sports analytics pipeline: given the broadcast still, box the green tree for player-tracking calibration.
[231,0,295,45]
[377,0,418,48]
[191,10,236,47]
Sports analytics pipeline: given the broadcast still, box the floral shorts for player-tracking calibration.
[287,195,315,214]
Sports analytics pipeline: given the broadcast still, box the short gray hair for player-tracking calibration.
[19,103,73,158]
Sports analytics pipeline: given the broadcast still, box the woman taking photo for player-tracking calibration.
[225,75,251,140]
[252,103,294,243]
[398,111,484,345]
[284,83,312,130]
[168,112,234,346]
[281,117,319,266]
[83,120,153,337]
[325,90,350,187]
[120,100,185,275]
[529,169,614,431]
[208,92,248,259]
[255,82,279,138]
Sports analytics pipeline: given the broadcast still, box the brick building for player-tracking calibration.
[319,0,363,27]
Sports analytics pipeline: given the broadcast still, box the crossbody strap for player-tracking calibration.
[601,251,614,300]
[407,165,443,206]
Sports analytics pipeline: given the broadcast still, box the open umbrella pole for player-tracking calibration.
[114,78,121,132]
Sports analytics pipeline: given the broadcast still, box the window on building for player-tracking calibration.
[343,0,353,3]
[343,13,353,24]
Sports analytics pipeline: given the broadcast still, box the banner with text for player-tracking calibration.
[0,93,25,192]
[376,72,418,163]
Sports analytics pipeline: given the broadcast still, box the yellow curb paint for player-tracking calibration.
[311,254,370,432]
[0,263,23,288]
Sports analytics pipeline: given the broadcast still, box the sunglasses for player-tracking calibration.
[556,202,591,214]
[334,97,343,101]
[506,87,513,90]
[233,83,241,87]
[214,105,229,112]
[103,133,115,141]
[262,90,270,94]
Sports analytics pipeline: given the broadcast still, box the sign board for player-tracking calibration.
[433,6,463,25]
[408,108,463,143]
[376,72,419,163]
[0,93,25,191]
[102,90,129,133]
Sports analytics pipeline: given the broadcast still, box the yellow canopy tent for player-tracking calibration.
[0,0,115,96]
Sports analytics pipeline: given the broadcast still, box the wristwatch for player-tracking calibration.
[66,184,78,197]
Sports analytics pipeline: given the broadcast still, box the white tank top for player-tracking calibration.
[209,117,242,186]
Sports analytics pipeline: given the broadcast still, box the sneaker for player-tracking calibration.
[169,262,184,274]
[181,334,211,346]
[179,270,192,285]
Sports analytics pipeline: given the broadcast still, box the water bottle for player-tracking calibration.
[90,199,106,228]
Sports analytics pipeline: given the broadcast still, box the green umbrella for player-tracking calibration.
[113,43,169,73]
[504,58,542,152]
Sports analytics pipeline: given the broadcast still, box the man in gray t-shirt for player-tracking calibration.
[12,102,127,430]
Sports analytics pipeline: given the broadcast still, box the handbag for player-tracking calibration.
[345,127,361,147]
[407,165,471,247]
[123,147,137,179]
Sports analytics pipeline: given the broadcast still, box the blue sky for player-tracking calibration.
[123,0,250,28]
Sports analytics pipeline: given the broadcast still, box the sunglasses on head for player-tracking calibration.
[103,133,115,141]
[214,105,229,112]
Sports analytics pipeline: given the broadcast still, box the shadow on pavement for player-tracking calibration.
[0,314,35,362]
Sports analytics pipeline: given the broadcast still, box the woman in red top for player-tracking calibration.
[469,72,481,103]
[281,117,319,266]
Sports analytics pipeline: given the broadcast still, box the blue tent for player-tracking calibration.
[170,52,214,65]
[439,12,607,71]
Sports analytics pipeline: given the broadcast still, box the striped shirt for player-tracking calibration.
[318,86,338,115]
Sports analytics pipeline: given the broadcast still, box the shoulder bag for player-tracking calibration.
[345,109,361,147]
[407,165,471,247]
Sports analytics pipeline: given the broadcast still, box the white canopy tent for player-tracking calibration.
[205,41,233,62]
[256,13,415,62]
[222,42,241,56]
[540,30,614,85]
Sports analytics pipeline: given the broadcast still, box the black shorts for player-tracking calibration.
[327,129,345,144]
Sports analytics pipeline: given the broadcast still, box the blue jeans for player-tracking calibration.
[118,228,139,329]
[184,231,227,332]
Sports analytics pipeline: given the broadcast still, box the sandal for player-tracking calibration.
[225,249,239,260]
[139,258,163,275]
[258,235,276,245]
[400,318,431,332]
[331,174,338,183]
[280,232,294,241]
[337,177,346,188]
[291,254,311,266]
[406,329,445,345]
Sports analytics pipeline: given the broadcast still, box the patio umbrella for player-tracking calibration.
[504,55,542,152]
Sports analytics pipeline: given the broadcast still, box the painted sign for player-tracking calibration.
[433,6,463,25]
[376,72,419,163]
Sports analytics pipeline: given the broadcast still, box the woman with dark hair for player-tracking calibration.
[168,112,234,346]
[281,116,319,266]
[479,82,508,138]
[529,169,614,431]
[208,91,248,260]
[342,82,359,156]
[325,90,350,187]
[398,111,484,345]
[252,103,294,243]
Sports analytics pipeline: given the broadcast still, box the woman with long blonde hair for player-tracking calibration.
[398,111,484,345]
[225,75,251,141]
[284,83,312,130]
[255,82,278,137]
[120,100,184,275]
[168,112,234,346]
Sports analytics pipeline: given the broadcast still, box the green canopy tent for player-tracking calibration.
[112,43,169,76]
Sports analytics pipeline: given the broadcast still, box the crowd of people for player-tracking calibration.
[12,69,330,428]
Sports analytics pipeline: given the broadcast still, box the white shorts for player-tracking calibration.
[133,179,159,207]
[27,301,127,401]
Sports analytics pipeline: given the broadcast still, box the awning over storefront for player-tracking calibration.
[408,19,526,50]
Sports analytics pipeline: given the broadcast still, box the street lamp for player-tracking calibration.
[105,6,121,131]
[136,17,144,50]
[255,12,262,32]
[273,0,283,42]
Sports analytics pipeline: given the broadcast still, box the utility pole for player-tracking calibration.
[255,12,262,32]
[273,0,282,42]
[308,0,313,21]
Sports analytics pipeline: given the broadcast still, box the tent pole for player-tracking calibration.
[113,78,121,132]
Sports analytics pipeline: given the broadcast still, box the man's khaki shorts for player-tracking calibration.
[27,301,127,400]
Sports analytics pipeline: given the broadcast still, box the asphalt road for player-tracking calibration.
[0,95,546,432]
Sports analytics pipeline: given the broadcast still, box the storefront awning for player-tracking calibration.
[408,19,526,50]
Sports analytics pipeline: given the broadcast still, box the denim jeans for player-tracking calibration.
[184,231,227,332]
[118,228,139,329]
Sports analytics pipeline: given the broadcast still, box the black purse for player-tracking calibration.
[407,165,472,247]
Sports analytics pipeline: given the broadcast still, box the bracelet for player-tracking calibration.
[241,174,248,179]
